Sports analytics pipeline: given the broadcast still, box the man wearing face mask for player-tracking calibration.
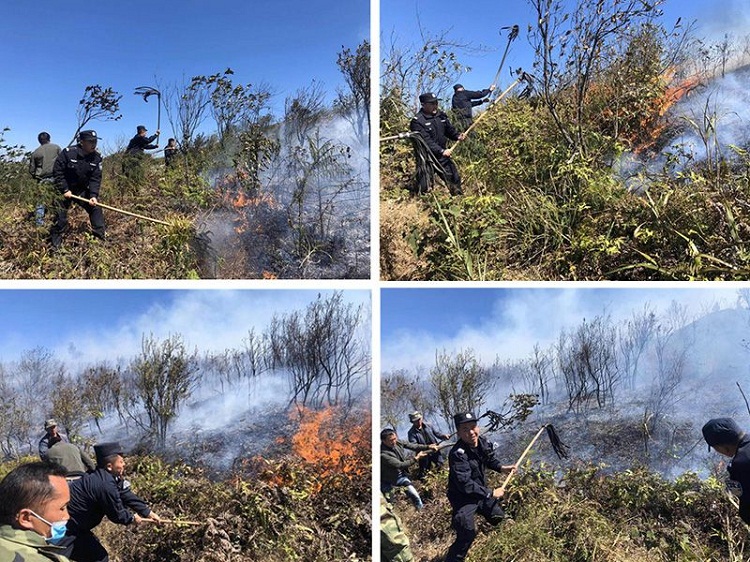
[59,442,161,562]
[409,92,466,195]
[0,461,73,561]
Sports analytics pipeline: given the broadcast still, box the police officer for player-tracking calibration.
[409,93,466,196]
[28,132,61,225]
[451,84,495,130]
[0,461,72,562]
[445,412,515,562]
[407,411,449,478]
[703,417,750,523]
[50,130,105,249]
[380,428,437,510]
[125,126,159,155]
[59,442,161,562]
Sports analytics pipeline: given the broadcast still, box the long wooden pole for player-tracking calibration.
[498,424,549,495]
[69,194,172,226]
[450,79,521,153]
[142,518,202,526]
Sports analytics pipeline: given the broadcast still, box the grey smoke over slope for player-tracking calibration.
[382,289,750,478]
[201,111,369,278]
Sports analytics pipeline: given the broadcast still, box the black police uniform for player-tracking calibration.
[451,88,491,128]
[126,133,158,154]
[50,143,105,248]
[409,109,462,195]
[727,434,750,523]
[59,442,152,562]
[445,435,505,562]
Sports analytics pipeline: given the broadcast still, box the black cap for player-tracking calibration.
[78,130,100,142]
[94,442,123,465]
[419,93,439,104]
[453,84,464,91]
[454,412,478,430]
[137,125,147,133]
[703,418,743,448]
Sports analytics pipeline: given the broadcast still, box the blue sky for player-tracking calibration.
[381,286,744,372]
[1,0,369,154]
[381,0,746,98]
[0,289,371,366]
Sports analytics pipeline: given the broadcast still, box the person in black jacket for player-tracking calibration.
[407,412,449,478]
[123,125,159,183]
[445,412,515,562]
[125,126,159,154]
[409,92,466,195]
[59,442,161,562]
[380,428,437,510]
[50,130,105,249]
[703,417,750,523]
[451,84,495,130]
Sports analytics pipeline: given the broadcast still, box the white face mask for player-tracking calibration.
[28,510,68,544]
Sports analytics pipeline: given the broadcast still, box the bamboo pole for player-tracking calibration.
[142,518,203,526]
[450,79,521,153]
[497,424,550,495]
[69,194,172,226]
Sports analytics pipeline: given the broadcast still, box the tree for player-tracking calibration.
[429,348,492,431]
[557,313,621,412]
[335,40,371,143]
[269,292,370,409]
[527,0,663,156]
[285,82,327,146]
[162,76,212,150]
[124,334,200,448]
[71,85,122,145]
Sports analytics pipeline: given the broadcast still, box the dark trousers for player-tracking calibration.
[416,451,444,478]
[445,502,479,562]
[437,157,462,194]
[59,530,109,562]
[50,191,105,248]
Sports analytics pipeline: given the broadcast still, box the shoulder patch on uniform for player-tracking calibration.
[455,448,465,455]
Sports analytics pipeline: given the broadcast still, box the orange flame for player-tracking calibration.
[291,406,371,479]
[634,68,700,154]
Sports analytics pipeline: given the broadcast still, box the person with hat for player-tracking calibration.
[380,428,438,510]
[59,442,161,562]
[407,411,450,478]
[39,420,68,462]
[50,130,105,249]
[123,125,160,184]
[409,92,466,196]
[445,412,516,562]
[0,461,73,561]
[703,417,750,523]
[451,84,495,130]
[125,125,160,155]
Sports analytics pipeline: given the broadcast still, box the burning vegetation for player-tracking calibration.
[381,0,750,280]
[382,295,750,560]
[0,291,371,559]
[0,41,369,279]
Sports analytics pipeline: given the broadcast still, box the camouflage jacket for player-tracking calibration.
[0,526,71,562]
[380,493,413,562]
